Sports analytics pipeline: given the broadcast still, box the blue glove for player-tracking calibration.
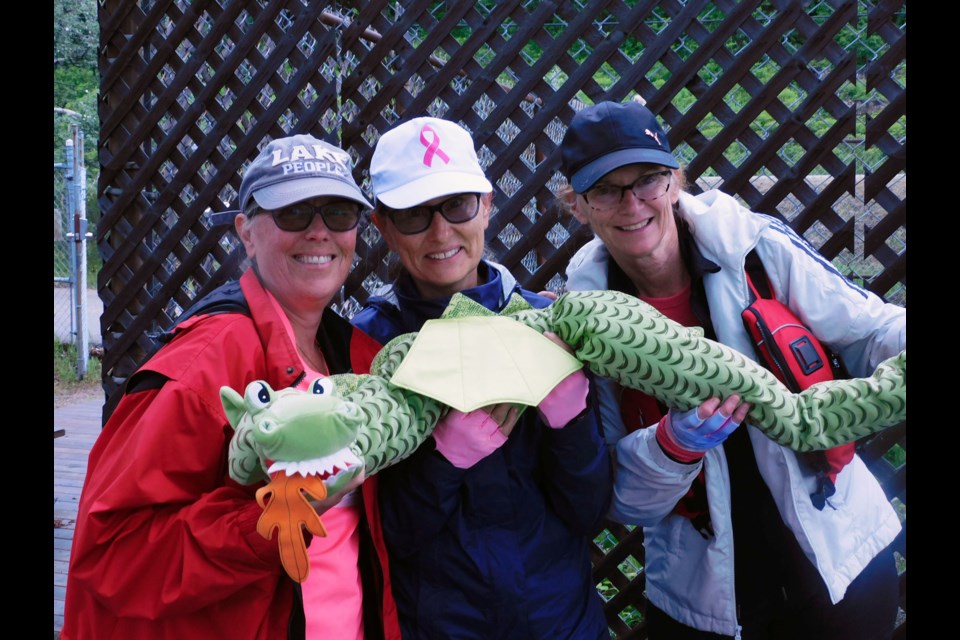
[656,403,742,462]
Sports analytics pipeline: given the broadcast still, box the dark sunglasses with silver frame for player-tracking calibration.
[381,193,481,235]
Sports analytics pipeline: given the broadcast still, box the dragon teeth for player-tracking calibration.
[268,447,362,477]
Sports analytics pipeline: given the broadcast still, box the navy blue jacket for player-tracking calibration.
[352,260,612,639]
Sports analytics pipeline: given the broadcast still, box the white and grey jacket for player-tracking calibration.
[564,189,905,636]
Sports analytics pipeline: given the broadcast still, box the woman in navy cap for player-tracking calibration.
[63,134,400,640]
[352,116,613,640]
[558,100,904,639]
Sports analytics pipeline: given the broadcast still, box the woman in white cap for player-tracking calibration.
[351,117,612,639]
[63,134,401,640]
[559,100,904,639]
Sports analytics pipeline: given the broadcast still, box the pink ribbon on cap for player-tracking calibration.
[419,125,451,167]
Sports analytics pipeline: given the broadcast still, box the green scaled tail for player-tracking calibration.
[334,373,445,476]
[508,290,905,452]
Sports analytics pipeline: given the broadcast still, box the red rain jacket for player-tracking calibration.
[61,269,398,640]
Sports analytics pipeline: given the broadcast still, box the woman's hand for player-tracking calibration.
[481,402,522,437]
[656,395,751,463]
[536,332,590,428]
[432,405,519,468]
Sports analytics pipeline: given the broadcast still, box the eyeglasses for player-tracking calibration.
[582,171,672,211]
[256,201,363,232]
[382,193,481,235]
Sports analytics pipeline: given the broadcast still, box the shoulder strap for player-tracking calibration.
[744,249,772,300]
[153,280,250,345]
[741,248,855,509]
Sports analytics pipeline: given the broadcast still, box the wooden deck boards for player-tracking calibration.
[53,397,103,637]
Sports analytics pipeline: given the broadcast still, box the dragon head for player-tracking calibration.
[222,378,365,488]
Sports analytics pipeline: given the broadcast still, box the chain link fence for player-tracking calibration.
[53,121,91,378]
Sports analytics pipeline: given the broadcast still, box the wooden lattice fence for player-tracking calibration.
[96,1,906,637]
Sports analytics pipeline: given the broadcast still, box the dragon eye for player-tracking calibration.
[244,381,273,410]
[309,377,336,396]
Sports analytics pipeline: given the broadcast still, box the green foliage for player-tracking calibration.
[406,0,905,183]
[54,0,101,237]
[54,0,98,68]
[53,337,102,388]
[883,443,906,468]
[513,1,903,177]
[54,65,97,107]
[593,526,645,629]
[53,337,79,383]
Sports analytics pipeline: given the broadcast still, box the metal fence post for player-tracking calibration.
[68,125,89,378]
[63,135,77,343]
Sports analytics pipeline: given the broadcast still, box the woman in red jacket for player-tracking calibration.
[61,134,400,640]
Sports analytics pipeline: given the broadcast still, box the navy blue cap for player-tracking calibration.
[560,101,679,192]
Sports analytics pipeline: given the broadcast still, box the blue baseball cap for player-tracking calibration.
[560,101,679,192]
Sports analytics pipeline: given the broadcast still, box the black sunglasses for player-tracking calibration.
[381,193,481,235]
[255,201,364,232]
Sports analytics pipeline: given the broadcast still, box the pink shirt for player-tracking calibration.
[267,294,364,640]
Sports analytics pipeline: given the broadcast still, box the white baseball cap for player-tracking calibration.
[369,117,493,209]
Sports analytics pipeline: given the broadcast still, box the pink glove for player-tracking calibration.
[432,408,509,469]
[536,368,589,429]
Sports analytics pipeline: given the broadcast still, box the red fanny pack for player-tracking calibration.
[741,250,855,510]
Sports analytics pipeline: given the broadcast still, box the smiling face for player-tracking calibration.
[374,192,492,299]
[570,164,682,267]
[236,195,357,315]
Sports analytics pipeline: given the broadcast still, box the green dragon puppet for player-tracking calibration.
[222,289,906,582]
[221,374,445,582]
